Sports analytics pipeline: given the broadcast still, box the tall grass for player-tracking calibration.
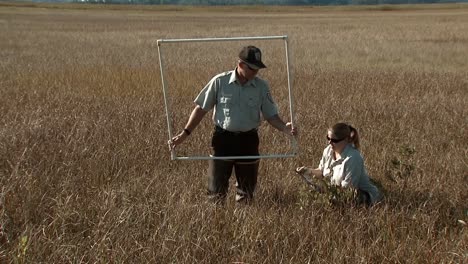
[0,3,467,263]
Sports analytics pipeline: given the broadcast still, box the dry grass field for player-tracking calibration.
[0,2,467,263]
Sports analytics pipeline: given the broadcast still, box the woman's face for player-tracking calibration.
[327,130,347,152]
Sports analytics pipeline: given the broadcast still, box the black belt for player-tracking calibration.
[215,126,257,135]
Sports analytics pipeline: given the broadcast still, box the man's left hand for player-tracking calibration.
[284,122,298,136]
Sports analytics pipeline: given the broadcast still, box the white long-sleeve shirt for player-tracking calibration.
[319,144,382,204]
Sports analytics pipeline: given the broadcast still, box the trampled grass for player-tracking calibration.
[0,3,467,263]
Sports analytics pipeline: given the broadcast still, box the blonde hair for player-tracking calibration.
[330,123,360,150]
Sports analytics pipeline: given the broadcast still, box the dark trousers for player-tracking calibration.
[207,126,259,202]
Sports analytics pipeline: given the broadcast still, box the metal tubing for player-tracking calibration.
[157,35,297,160]
[175,154,296,160]
[157,41,175,159]
[284,37,298,155]
[157,35,287,44]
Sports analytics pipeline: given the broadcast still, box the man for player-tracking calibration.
[168,45,297,204]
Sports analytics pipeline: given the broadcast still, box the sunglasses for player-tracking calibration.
[326,136,345,143]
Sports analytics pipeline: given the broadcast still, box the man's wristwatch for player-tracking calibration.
[183,128,191,136]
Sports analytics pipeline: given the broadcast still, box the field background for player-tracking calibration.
[1,2,467,263]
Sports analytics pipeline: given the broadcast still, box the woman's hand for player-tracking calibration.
[295,166,311,176]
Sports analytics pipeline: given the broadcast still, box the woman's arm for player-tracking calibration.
[296,166,323,178]
[341,155,363,188]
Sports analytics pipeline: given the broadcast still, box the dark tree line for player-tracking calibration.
[63,0,467,5]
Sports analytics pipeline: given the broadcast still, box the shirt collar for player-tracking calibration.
[340,144,356,157]
[229,67,257,87]
[330,144,351,165]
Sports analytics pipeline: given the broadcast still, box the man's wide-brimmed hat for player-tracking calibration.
[238,45,267,70]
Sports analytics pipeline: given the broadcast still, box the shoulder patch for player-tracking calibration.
[267,92,274,104]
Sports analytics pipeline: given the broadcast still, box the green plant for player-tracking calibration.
[14,235,29,264]
[386,145,417,183]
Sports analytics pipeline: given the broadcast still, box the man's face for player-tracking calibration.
[239,61,259,80]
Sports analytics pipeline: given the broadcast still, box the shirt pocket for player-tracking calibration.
[247,98,260,121]
[247,97,259,108]
[331,165,345,186]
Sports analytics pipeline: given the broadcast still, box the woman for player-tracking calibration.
[296,123,383,206]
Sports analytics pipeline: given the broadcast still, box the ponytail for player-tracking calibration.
[348,125,360,150]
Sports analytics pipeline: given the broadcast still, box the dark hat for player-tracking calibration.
[238,45,267,70]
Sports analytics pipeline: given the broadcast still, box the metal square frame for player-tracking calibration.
[157,36,297,160]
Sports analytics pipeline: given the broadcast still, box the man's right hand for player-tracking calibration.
[168,106,207,151]
[168,131,188,151]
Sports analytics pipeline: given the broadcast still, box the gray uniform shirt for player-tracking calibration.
[319,144,382,204]
[194,68,278,132]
